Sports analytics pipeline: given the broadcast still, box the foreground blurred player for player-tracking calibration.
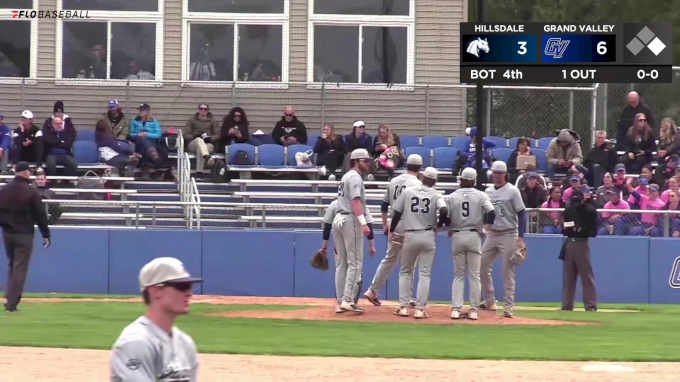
[110,257,204,382]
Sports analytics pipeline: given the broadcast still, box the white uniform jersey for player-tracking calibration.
[446,188,495,231]
[485,182,526,232]
[111,316,198,382]
[382,174,422,233]
[323,200,374,225]
[393,185,446,231]
[336,170,366,215]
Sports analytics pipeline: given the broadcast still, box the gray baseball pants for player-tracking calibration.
[399,229,436,309]
[332,213,364,303]
[368,232,415,297]
[451,230,482,310]
[480,231,518,313]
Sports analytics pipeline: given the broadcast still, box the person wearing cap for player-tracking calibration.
[343,121,373,179]
[445,167,495,320]
[560,189,598,311]
[582,130,618,188]
[520,172,547,208]
[271,105,307,147]
[545,129,583,180]
[363,153,423,307]
[333,148,373,314]
[561,174,585,203]
[12,110,44,167]
[626,177,665,236]
[96,99,132,145]
[453,126,496,181]
[0,161,50,313]
[480,161,527,318]
[598,189,630,235]
[130,103,166,180]
[389,167,448,319]
[42,115,78,177]
[514,163,547,190]
[43,101,75,134]
[110,257,202,381]
[183,103,219,180]
[0,114,10,172]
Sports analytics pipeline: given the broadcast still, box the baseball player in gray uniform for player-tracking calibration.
[389,167,448,319]
[445,167,496,320]
[363,154,423,307]
[480,161,527,318]
[333,148,372,314]
[110,257,204,382]
[321,200,376,313]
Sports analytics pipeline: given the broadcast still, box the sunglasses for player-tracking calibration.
[285,113,294,117]
[161,282,194,292]
[356,125,365,129]
[638,119,647,122]
[199,107,208,111]
[234,114,241,117]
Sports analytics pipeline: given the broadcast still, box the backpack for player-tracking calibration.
[210,159,228,183]
[233,150,250,166]
[161,129,178,153]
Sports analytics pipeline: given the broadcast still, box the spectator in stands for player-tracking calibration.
[595,172,617,207]
[540,186,565,234]
[34,168,62,225]
[44,101,75,134]
[343,120,373,178]
[663,190,680,237]
[622,113,656,173]
[0,114,10,173]
[507,137,534,183]
[616,91,655,151]
[582,130,618,188]
[12,110,44,167]
[43,116,77,177]
[546,129,583,180]
[95,114,140,177]
[560,167,585,192]
[96,99,132,147]
[662,177,679,203]
[219,107,250,152]
[130,103,165,180]
[183,103,218,180]
[562,174,587,203]
[454,126,495,180]
[272,105,307,146]
[658,155,680,186]
[656,119,680,184]
[521,172,547,208]
[515,163,546,189]
[626,179,664,236]
[372,124,402,179]
[612,163,630,197]
[314,124,344,181]
[598,190,630,235]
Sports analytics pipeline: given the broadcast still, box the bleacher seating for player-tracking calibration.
[485,136,508,148]
[422,135,449,149]
[492,148,513,164]
[400,135,420,148]
[403,146,433,167]
[432,147,457,172]
[537,137,553,150]
[450,136,469,152]
[286,145,315,167]
[76,129,96,142]
[509,137,535,149]
[258,144,285,168]
[73,140,99,164]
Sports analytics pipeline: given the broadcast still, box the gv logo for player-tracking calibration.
[669,256,680,288]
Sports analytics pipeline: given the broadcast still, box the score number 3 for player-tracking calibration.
[517,41,527,55]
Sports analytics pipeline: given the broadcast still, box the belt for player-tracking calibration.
[567,237,589,242]
[452,229,477,233]
[406,227,433,232]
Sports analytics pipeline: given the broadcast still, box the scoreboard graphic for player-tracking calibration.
[460,22,672,84]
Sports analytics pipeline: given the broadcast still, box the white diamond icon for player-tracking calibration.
[647,37,666,56]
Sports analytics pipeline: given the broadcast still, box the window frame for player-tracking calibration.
[181,0,290,89]
[307,0,415,90]
[0,0,40,84]
[54,0,165,86]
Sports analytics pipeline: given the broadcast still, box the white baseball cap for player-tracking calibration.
[21,110,33,119]
[406,154,423,165]
[423,167,438,180]
[460,167,477,181]
[350,148,371,160]
[353,120,365,128]
[139,257,203,292]
[490,161,507,173]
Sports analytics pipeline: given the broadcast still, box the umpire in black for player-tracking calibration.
[0,161,51,312]
[560,189,598,312]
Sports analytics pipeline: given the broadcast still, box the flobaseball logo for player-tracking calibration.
[12,10,91,18]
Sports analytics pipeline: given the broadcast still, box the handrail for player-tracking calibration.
[190,176,201,229]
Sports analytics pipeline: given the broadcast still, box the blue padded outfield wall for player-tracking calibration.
[0,228,679,304]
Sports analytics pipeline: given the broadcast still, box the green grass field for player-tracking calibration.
[3,294,680,362]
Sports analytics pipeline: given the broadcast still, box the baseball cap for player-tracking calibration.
[137,103,151,111]
[350,148,370,160]
[14,161,30,173]
[353,120,365,128]
[526,172,538,179]
[423,167,438,180]
[490,161,507,172]
[615,163,626,172]
[639,177,649,185]
[570,190,585,202]
[570,175,580,182]
[460,167,477,181]
[469,126,478,136]
[20,110,33,119]
[406,154,423,166]
[139,257,203,292]
[648,184,660,192]
[108,99,119,108]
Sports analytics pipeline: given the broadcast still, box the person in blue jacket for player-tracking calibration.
[130,103,165,180]
[453,126,497,182]
[0,114,10,172]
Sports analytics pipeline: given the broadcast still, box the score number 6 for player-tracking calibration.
[597,41,607,55]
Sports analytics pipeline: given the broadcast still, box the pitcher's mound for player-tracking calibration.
[207,305,591,326]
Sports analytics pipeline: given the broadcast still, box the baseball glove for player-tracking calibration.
[510,243,528,265]
[311,249,329,270]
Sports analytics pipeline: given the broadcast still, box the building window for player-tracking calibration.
[0,20,32,78]
[4,0,33,8]
[56,0,164,83]
[182,0,289,85]
[308,0,414,87]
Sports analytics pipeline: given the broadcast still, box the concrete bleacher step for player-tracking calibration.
[194,183,238,193]
[129,193,181,202]
[125,181,179,193]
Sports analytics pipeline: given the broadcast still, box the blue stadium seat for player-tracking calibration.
[257,144,285,168]
[400,135,420,148]
[492,148,513,164]
[226,143,256,167]
[249,133,275,146]
[73,140,99,164]
[287,144,315,167]
[533,148,548,172]
[307,133,320,144]
[422,136,449,149]
[76,129,96,142]
[509,137,535,149]
[451,137,469,152]
[433,147,457,171]
[537,137,553,150]
[485,136,508,148]
[404,146,433,167]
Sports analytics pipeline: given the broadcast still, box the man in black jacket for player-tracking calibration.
[616,91,655,151]
[0,162,51,312]
[583,130,618,188]
[272,105,307,146]
[43,116,78,176]
[12,110,44,167]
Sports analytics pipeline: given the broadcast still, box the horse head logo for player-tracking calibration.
[466,37,490,58]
